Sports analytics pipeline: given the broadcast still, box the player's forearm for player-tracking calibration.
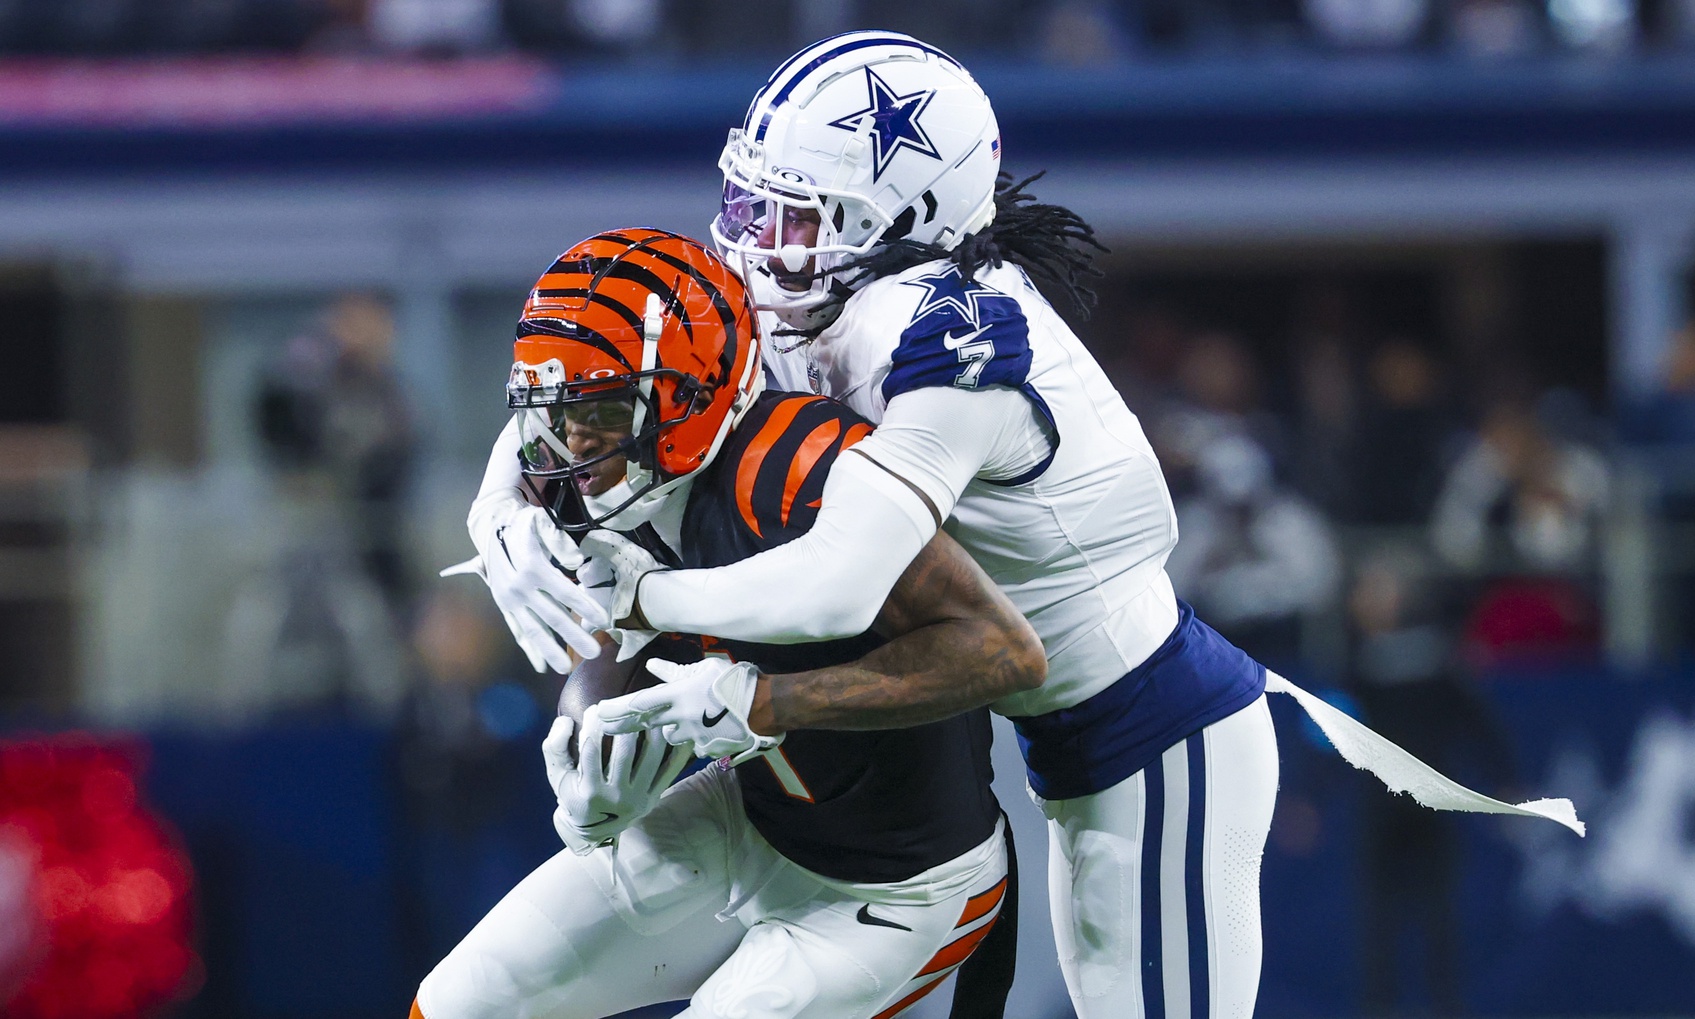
[747,530,1046,733]
[750,616,1043,732]
[467,415,527,549]
[636,388,1020,643]
[638,452,936,642]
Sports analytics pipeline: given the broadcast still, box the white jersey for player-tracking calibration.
[764,259,1181,718]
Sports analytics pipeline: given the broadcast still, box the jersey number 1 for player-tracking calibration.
[761,748,815,802]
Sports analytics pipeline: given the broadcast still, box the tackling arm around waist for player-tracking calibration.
[637,386,1038,643]
[746,527,1047,733]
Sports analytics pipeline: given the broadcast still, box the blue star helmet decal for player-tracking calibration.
[827,67,942,182]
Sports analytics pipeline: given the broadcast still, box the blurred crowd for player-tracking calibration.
[1095,291,1625,680]
[2,0,1695,60]
[246,289,551,756]
[242,292,563,978]
[1091,284,1649,1010]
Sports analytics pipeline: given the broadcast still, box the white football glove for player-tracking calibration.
[442,491,610,671]
[542,712,690,855]
[597,656,783,764]
[577,529,667,662]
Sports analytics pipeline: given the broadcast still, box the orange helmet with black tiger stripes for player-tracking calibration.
[507,229,763,531]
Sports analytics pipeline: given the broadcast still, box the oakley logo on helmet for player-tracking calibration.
[827,67,942,181]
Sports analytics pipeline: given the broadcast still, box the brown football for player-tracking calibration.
[557,633,705,763]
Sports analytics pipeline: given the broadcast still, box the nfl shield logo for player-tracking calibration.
[807,360,823,394]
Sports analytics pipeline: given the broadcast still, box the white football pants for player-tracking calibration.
[415,764,1008,1019]
[1038,693,1279,1019]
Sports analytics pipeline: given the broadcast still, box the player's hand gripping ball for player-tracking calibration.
[543,637,702,853]
[556,633,705,763]
[597,651,784,764]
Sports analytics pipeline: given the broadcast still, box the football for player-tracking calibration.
[557,633,705,762]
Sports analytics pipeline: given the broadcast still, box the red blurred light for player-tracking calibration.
[82,956,139,1016]
[5,808,61,851]
[78,769,134,824]
[0,736,197,1019]
[91,868,174,926]
[35,867,88,922]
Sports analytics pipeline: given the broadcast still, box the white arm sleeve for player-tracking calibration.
[639,451,935,641]
[638,386,1050,643]
[855,385,1052,519]
[466,414,526,554]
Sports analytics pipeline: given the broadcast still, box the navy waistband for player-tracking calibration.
[1010,601,1266,801]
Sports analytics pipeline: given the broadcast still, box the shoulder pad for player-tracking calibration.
[730,396,873,541]
[880,265,1033,403]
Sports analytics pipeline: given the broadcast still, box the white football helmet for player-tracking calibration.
[710,31,1002,326]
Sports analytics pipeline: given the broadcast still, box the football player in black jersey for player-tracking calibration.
[416,230,1042,1019]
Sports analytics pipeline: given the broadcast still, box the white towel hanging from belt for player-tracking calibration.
[1265,673,1586,837]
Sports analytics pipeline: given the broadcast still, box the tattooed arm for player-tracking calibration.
[746,529,1045,734]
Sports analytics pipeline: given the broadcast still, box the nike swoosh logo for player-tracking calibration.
[856,904,912,931]
[587,580,615,589]
[495,526,517,567]
[943,324,991,348]
[702,707,729,727]
[585,811,619,828]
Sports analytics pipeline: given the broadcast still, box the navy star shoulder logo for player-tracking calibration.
[903,266,996,329]
[828,67,942,181]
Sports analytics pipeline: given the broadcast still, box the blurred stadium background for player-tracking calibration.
[2,0,1694,1016]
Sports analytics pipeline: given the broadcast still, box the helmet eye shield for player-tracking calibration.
[712,130,896,316]
[507,362,705,532]
[714,185,827,258]
[516,394,639,492]
[715,181,766,247]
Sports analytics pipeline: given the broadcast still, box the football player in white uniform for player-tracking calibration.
[470,32,1583,1019]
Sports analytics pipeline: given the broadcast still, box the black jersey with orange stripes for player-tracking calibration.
[674,390,999,885]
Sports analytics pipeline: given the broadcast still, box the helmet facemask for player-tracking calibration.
[508,355,704,533]
[710,127,892,328]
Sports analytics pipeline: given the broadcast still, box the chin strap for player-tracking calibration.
[623,294,665,491]
[762,276,851,339]
[642,293,665,346]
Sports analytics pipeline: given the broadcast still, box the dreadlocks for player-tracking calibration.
[769,172,1108,343]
